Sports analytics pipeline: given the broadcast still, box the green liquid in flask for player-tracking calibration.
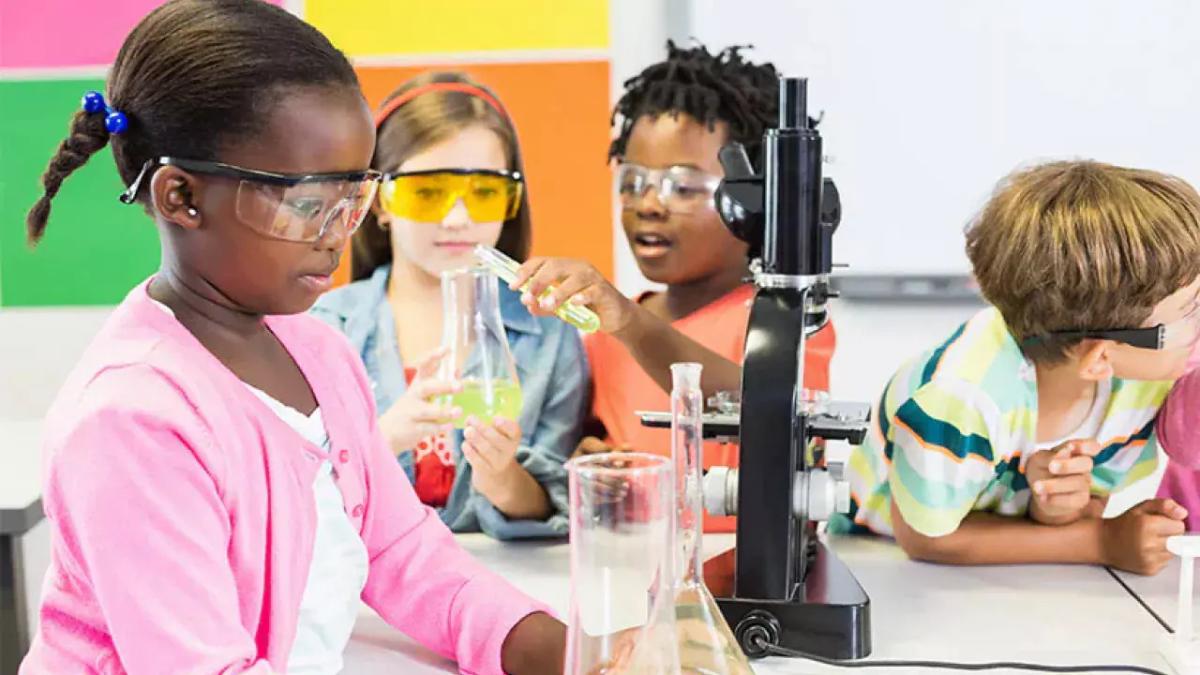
[447,379,523,428]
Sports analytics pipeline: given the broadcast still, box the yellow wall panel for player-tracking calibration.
[307,0,609,57]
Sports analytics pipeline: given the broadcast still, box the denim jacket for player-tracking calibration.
[311,265,587,539]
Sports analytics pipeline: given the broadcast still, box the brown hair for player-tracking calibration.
[966,160,1200,363]
[352,71,531,281]
[26,0,358,245]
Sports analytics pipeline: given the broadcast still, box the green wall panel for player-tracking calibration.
[0,78,160,307]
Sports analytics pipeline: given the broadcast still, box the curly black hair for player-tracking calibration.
[609,40,780,169]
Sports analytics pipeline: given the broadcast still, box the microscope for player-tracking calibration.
[641,76,872,660]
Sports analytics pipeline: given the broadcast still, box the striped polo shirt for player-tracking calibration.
[831,307,1169,537]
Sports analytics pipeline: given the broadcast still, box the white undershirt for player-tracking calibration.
[243,385,369,675]
[1034,378,1112,451]
[146,296,368,673]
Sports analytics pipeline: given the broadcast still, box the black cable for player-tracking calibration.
[1105,565,1174,634]
[756,641,1169,675]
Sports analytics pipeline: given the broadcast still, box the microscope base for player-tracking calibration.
[711,540,871,661]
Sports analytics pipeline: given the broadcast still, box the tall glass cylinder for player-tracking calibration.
[670,363,755,674]
[565,453,679,674]
[438,267,522,428]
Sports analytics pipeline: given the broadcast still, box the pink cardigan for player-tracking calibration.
[1157,366,1200,532]
[21,281,548,674]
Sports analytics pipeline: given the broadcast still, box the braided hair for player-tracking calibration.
[25,0,359,245]
[609,40,780,169]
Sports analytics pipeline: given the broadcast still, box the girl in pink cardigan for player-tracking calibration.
[19,1,563,673]
[1157,364,1200,533]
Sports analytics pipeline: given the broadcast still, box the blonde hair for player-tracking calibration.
[352,71,531,281]
[966,160,1200,363]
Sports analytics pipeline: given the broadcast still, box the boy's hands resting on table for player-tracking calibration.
[1100,498,1188,575]
[1026,440,1100,525]
[1024,440,1189,575]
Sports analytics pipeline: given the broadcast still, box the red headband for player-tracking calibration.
[374,82,509,128]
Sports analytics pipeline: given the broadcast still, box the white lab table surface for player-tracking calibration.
[3,417,1174,674]
[345,533,1173,674]
[1113,560,1186,633]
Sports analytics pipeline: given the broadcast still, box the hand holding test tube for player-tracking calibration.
[474,245,602,333]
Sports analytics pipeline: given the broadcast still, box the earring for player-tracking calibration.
[186,207,198,217]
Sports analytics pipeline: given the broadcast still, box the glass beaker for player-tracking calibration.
[670,363,756,674]
[439,267,522,429]
[566,453,680,675]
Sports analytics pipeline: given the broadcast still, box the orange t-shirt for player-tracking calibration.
[583,285,836,532]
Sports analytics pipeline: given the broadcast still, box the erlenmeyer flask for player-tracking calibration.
[439,267,522,429]
[566,453,680,674]
[670,363,756,674]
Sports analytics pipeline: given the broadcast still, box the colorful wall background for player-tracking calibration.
[0,0,613,306]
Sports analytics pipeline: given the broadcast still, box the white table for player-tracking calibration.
[345,533,1173,674]
[825,537,1168,674]
[3,413,1175,674]
[0,420,44,675]
[1114,561,1184,632]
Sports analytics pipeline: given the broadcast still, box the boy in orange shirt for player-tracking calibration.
[516,43,835,530]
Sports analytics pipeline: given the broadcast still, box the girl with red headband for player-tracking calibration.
[313,72,586,540]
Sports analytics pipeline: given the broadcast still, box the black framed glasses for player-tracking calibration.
[120,157,382,243]
[1021,301,1200,351]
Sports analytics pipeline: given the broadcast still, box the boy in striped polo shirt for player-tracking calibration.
[832,161,1200,575]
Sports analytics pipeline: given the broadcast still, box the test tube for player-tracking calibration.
[1181,556,1193,644]
[474,244,602,334]
[1168,535,1200,644]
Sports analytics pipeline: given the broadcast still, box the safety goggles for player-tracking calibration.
[379,169,523,224]
[615,162,721,214]
[121,157,381,243]
[1021,299,1200,351]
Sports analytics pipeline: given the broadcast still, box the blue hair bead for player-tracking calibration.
[104,111,128,135]
[82,90,106,114]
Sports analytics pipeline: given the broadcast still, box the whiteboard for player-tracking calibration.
[687,0,1200,275]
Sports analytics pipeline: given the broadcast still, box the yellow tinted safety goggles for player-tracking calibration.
[379,169,523,224]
